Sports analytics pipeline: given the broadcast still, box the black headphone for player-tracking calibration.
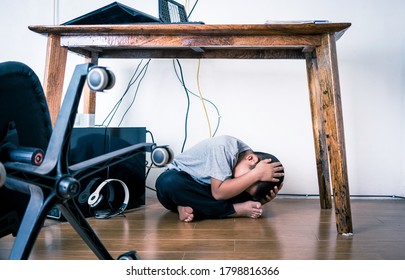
[78,177,129,219]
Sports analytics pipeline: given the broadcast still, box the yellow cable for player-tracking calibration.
[185,0,189,12]
[196,59,212,137]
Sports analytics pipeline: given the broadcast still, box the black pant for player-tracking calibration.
[155,169,252,219]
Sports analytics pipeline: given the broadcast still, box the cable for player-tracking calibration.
[172,60,222,137]
[146,129,155,144]
[100,61,142,126]
[100,59,150,127]
[174,59,191,152]
[196,59,212,137]
[187,0,200,19]
[145,130,155,180]
[185,0,189,12]
[117,60,151,126]
[144,129,159,193]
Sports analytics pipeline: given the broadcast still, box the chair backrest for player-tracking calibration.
[0,61,52,239]
[0,61,52,152]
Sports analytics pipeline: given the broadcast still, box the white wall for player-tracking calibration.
[1,0,404,197]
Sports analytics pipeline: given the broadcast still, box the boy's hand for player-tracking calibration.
[253,159,284,182]
[262,183,283,204]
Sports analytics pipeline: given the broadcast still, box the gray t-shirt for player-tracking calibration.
[168,135,251,185]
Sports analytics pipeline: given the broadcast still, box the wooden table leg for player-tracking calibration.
[305,52,333,210]
[315,33,353,234]
[43,34,68,126]
[82,53,99,115]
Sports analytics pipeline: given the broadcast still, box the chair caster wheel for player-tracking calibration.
[151,146,174,167]
[87,66,115,92]
[118,250,141,260]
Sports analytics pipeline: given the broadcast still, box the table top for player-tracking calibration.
[29,22,351,36]
[29,23,351,59]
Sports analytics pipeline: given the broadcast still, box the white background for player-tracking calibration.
[1,0,404,197]
[0,260,404,279]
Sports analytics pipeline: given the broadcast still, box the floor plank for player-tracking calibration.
[1,196,405,260]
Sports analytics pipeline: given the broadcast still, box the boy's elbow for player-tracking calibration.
[211,179,233,200]
[211,180,226,200]
[212,191,225,200]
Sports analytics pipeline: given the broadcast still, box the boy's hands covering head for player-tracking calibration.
[252,158,284,182]
[251,154,285,204]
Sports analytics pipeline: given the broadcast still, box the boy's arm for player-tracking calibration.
[210,160,283,200]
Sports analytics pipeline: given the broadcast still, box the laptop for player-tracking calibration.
[62,2,160,25]
[159,0,204,24]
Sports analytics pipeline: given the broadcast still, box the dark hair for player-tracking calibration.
[251,152,284,203]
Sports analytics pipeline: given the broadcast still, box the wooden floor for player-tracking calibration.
[1,195,405,260]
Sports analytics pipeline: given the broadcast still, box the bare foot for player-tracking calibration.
[231,201,263,219]
[177,206,194,222]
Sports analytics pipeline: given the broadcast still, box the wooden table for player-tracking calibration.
[29,23,353,234]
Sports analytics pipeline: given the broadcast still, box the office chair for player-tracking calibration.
[0,61,172,260]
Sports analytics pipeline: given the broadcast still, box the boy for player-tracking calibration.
[155,135,284,222]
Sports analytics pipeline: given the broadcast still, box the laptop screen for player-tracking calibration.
[63,2,160,25]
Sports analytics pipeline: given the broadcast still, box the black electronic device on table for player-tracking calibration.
[62,1,160,25]
[62,1,204,25]
[159,0,204,24]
